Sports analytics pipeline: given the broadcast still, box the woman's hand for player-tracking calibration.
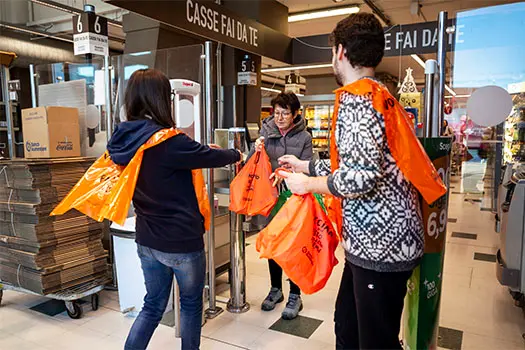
[270,167,289,187]
[208,144,222,149]
[278,155,309,174]
[255,137,265,151]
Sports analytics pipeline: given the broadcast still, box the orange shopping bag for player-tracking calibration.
[256,194,339,294]
[50,129,210,228]
[229,148,278,217]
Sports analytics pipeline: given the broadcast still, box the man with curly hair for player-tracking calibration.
[279,13,428,349]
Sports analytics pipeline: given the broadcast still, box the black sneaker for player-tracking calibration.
[261,288,284,311]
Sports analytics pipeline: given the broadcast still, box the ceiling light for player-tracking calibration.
[288,6,360,23]
[410,54,457,96]
[445,95,470,98]
[410,54,426,68]
[445,85,456,96]
[261,87,281,93]
[262,63,332,73]
[0,22,73,43]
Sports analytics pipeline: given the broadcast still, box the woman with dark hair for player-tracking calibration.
[107,69,240,350]
[252,91,312,320]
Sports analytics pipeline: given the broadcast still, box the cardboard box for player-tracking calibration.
[22,107,81,158]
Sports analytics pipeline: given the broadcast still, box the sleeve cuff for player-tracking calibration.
[327,174,342,197]
[309,160,317,176]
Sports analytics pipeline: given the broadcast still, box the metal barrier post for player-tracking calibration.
[204,41,223,319]
[227,127,250,314]
[1,66,15,158]
[104,55,113,138]
[29,64,37,108]
[424,60,438,138]
[436,11,448,134]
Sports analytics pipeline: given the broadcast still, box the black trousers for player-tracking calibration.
[335,260,412,350]
[268,259,301,295]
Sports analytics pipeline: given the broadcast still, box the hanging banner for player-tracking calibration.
[72,12,108,56]
[403,137,451,350]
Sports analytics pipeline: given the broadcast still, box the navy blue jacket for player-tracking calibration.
[107,120,240,253]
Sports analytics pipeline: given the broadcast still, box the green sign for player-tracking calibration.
[403,137,452,350]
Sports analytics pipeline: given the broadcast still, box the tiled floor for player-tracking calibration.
[1,175,525,349]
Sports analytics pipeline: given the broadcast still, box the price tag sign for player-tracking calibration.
[285,73,301,95]
[237,55,257,86]
[72,12,108,56]
[403,137,451,350]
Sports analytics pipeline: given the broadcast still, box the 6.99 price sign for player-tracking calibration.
[403,137,451,350]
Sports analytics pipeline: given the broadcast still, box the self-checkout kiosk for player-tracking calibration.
[496,164,525,307]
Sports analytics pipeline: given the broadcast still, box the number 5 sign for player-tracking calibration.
[72,12,108,56]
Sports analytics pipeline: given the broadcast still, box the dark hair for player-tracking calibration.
[271,92,301,115]
[124,68,175,128]
[329,13,385,68]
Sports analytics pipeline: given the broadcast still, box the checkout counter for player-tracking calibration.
[496,163,525,305]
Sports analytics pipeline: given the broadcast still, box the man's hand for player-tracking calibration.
[255,137,265,151]
[209,144,222,149]
[279,171,311,195]
[278,155,309,174]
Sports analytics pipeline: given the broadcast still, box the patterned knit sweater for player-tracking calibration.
[310,86,424,272]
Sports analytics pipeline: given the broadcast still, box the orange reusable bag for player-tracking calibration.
[50,129,211,228]
[326,79,447,233]
[256,194,339,294]
[229,148,278,217]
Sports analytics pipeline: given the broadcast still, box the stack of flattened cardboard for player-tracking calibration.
[0,157,109,294]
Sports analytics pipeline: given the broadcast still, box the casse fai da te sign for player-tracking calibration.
[107,0,293,63]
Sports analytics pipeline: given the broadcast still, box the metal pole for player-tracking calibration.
[424,60,438,138]
[29,64,37,107]
[1,66,16,158]
[104,55,113,138]
[227,128,249,314]
[216,43,224,129]
[204,41,223,319]
[436,11,448,136]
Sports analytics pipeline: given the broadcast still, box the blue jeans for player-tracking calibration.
[125,245,206,350]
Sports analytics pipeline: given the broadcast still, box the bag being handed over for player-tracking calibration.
[256,193,339,294]
[229,148,278,217]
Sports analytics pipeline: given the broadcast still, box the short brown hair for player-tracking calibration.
[329,13,385,68]
[271,92,301,115]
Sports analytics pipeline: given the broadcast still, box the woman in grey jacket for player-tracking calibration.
[254,92,312,320]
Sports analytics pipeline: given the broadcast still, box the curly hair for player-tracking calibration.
[271,92,301,115]
[329,13,385,68]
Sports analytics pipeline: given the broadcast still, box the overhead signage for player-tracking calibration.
[292,19,458,65]
[384,19,456,57]
[237,55,258,86]
[284,73,301,94]
[108,0,293,63]
[72,12,108,56]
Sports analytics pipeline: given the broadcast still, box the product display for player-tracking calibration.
[304,105,332,156]
[504,105,525,164]
[0,157,108,294]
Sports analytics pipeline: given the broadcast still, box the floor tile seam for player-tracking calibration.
[201,335,251,349]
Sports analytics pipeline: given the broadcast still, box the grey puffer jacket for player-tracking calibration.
[250,115,313,170]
